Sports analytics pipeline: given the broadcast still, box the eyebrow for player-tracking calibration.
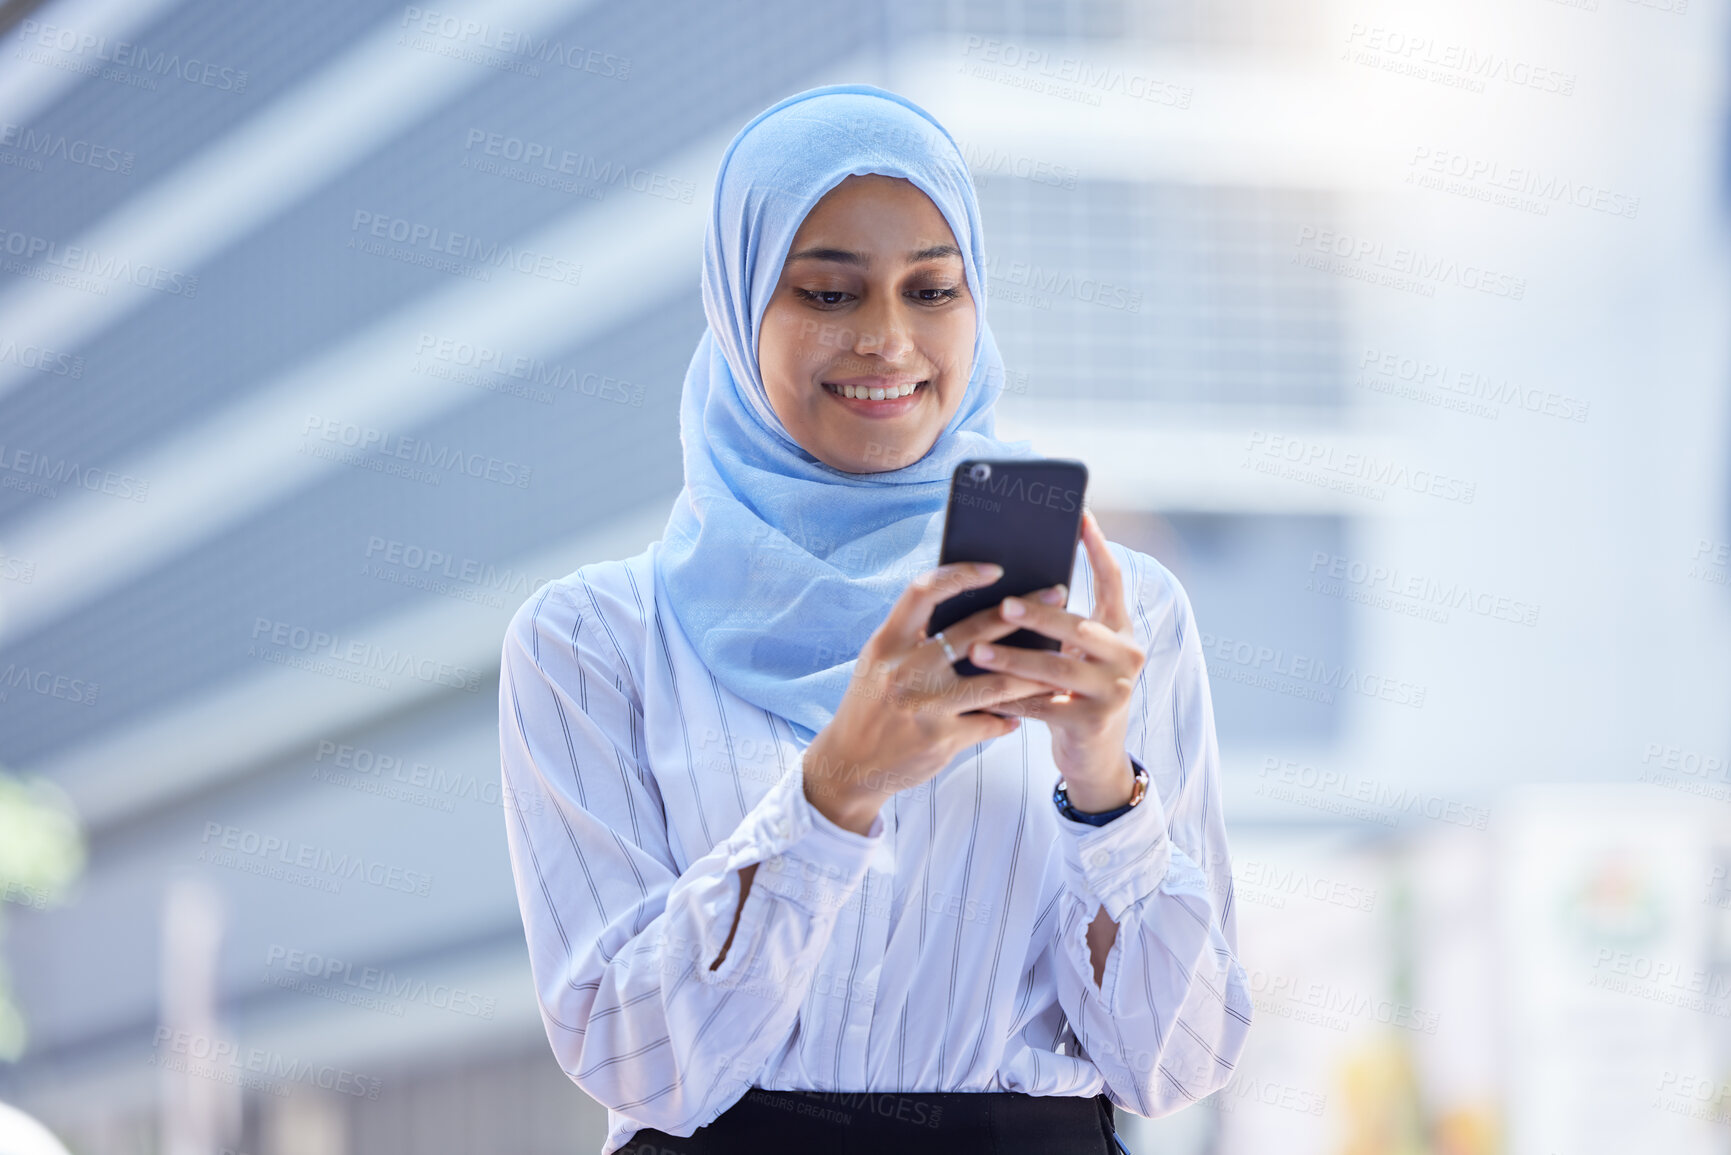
[784,243,963,267]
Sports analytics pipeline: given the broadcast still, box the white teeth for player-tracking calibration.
[827,381,923,400]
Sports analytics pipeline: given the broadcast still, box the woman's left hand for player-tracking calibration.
[966,509,1147,811]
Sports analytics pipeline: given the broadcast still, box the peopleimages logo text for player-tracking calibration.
[265,944,497,1019]
[250,617,483,693]
[300,416,533,489]
[17,19,249,91]
[150,1029,379,1099]
[399,7,631,78]
[1293,226,1524,300]
[1244,430,1476,504]
[349,211,581,286]
[201,822,433,897]
[0,121,133,173]
[1201,631,1427,708]
[0,442,149,501]
[0,225,198,296]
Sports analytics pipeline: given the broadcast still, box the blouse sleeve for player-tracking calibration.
[498,573,887,1143]
[1046,544,1254,1117]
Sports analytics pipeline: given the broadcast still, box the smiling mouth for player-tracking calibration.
[821,380,928,401]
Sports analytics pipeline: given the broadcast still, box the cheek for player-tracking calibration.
[758,305,832,425]
[757,308,802,385]
[927,310,976,386]
[765,305,829,366]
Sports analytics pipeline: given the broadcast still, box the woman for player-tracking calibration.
[499,84,1251,1155]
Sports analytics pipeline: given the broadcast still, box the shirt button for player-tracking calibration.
[1090,850,1112,869]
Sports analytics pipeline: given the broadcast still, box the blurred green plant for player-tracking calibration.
[0,769,84,1062]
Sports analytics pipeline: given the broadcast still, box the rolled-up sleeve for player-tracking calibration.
[498,577,883,1149]
[1048,546,1254,1118]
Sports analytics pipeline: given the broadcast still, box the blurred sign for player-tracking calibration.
[1501,786,1722,1155]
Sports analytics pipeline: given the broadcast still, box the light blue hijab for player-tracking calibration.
[652,83,1038,745]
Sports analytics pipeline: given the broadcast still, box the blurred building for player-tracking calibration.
[0,1,1727,1153]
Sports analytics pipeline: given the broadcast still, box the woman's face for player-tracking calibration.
[757,174,975,474]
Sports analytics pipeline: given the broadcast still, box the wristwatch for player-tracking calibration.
[1052,755,1150,826]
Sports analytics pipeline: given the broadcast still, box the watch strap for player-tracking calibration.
[1053,755,1149,826]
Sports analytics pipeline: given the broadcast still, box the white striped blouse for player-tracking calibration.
[498,537,1252,1154]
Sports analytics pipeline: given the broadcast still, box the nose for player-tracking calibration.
[849,292,913,363]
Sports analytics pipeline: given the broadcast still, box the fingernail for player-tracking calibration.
[1001,597,1025,619]
[976,563,1003,578]
[974,644,995,662]
[1040,585,1066,605]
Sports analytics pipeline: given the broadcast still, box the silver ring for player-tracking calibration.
[932,629,960,665]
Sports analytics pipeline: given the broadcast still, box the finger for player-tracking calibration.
[878,562,1003,653]
[1081,510,1131,634]
[997,598,1139,666]
[993,593,1082,647]
[989,689,1074,718]
[931,670,1064,717]
[950,710,1021,747]
[967,641,1111,698]
[933,599,1047,653]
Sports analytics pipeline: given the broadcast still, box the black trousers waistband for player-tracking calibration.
[619,1088,1121,1155]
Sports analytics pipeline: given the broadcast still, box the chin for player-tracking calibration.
[847,431,935,473]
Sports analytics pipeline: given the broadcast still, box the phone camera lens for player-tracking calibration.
[967,463,991,484]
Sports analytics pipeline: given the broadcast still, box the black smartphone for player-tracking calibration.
[926,457,1089,677]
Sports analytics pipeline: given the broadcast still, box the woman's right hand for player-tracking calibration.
[801,561,1068,834]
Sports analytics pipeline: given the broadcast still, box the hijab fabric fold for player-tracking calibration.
[652,84,1038,745]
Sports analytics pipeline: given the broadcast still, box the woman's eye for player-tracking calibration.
[793,288,851,308]
[792,286,961,308]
